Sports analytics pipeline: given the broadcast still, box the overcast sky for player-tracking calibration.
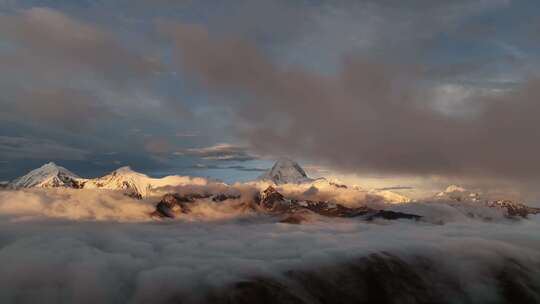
[1,0,539,194]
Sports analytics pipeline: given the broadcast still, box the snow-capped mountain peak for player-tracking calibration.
[10,162,83,188]
[442,185,466,194]
[258,158,313,184]
[436,184,481,201]
[107,166,147,178]
[8,162,213,198]
[83,166,152,198]
[112,166,136,174]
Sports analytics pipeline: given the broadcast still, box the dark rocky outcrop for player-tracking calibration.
[366,210,423,221]
[212,193,241,202]
[151,193,242,218]
[151,186,421,222]
[486,200,540,218]
[259,186,421,222]
[435,186,540,218]
[151,193,200,218]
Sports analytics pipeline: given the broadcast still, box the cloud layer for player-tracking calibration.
[0,189,154,222]
[2,2,540,303]
[1,187,540,303]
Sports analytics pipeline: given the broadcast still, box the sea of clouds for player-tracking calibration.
[1,188,540,303]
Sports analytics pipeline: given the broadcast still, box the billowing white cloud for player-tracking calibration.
[1,186,540,303]
[0,189,153,222]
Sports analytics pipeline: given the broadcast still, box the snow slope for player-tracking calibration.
[435,184,481,202]
[10,164,211,198]
[9,162,83,189]
[257,158,313,184]
[83,166,211,198]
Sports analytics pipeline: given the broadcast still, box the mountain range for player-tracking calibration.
[6,162,211,198]
[434,184,540,218]
[4,159,410,203]
[10,162,83,189]
[6,160,539,219]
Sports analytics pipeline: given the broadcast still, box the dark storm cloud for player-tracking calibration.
[0,7,160,82]
[0,7,155,134]
[0,6,191,171]
[7,88,115,130]
[163,20,540,180]
[0,0,535,181]
[0,136,89,160]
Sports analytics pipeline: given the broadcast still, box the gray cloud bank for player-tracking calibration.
[1,188,540,303]
[0,136,89,161]
[0,7,159,83]
[175,143,258,161]
[162,20,540,181]
[192,163,266,172]
[0,7,188,171]
[1,0,538,186]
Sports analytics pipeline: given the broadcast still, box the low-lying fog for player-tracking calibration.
[1,188,540,303]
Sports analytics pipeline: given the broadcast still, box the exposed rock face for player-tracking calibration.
[151,193,200,218]
[435,185,540,218]
[151,193,241,218]
[151,186,421,222]
[212,193,241,202]
[366,210,423,221]
[259,186,291,212]
[487,200,540,218]
[258,186,421,222]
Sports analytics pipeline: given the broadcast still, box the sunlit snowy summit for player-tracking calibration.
[9,162,83,188]
[8,163,209,198]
